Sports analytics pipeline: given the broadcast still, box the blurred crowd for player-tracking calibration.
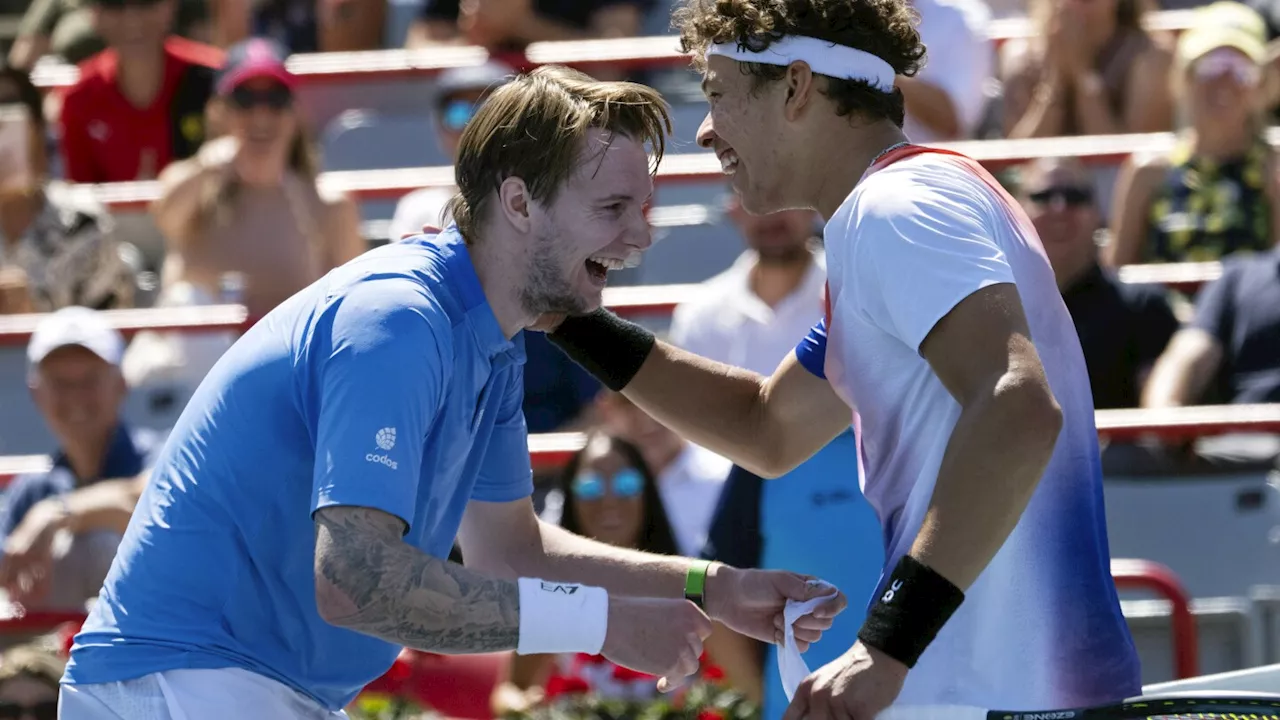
[0,0,1278,715]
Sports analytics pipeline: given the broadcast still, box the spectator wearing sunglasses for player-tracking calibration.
[150,38,365,321]
[56,0,222,184]
[1019,156,1178,410]
[492,433,696,714]
[0,643,62,720]
[1108,2,1280,266]
[594,391,730,559]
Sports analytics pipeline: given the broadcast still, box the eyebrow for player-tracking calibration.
[597,193,650,205]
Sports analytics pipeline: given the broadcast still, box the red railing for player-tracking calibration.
[0,304,250,346]
[27,10,1199,90]
[51,129,1280,213]
[1111,558,1199,679]
[0,609,89,630]
[525,405,1280,471]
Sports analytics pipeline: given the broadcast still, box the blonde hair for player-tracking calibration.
[445,65,672,242]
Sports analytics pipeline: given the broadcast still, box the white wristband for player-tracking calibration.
[516,577,609,656]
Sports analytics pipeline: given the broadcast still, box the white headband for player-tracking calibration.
[705,36,897,93]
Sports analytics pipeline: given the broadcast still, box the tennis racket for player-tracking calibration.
[875,692,1280,719]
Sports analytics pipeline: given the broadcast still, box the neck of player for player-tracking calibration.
[811,120,909,221]
[468,230,541,339]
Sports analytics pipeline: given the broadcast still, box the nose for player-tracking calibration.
[696,112,716,150]
[627,206,654,252]
[250,105,281,122]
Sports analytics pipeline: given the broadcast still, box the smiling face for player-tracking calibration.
[1185,47,1260,128]
[224,77,298,159]
[568,435,648,548]
[697,56,798,215]
[517,129,654,316]
[29,345,126,448]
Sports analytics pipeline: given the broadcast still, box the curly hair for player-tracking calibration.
[673,0,926,126]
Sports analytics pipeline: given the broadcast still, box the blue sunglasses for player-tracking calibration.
[440,99,476,132]
[572,468,644,501]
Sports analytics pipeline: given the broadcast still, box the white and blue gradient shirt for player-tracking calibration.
[794,146,1141,711]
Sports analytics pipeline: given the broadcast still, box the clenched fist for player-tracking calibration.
[601,596,713,692]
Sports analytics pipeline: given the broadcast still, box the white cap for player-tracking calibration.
[27,306,125,367]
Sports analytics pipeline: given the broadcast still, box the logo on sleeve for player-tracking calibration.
[366,427,399,470]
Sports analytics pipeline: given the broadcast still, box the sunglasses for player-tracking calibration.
[227,84,293,111]
[1028,186,1093,207]
[1194,48,1260,86]
[572,468,644,501]
[0,700,57,720]
[438,99,477,133]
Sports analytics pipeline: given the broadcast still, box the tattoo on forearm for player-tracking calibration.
[314,507,520,653]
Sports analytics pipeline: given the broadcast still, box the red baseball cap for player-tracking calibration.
[216,38,297,96]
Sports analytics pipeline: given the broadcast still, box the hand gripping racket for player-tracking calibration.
[875,692,1280,719]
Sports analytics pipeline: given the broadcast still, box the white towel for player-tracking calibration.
[779,579,840,701]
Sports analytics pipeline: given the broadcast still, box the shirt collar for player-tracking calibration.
[433,226,524,365]
[51,422,146,484]
[726,247,826,320]
[100,39,186,105]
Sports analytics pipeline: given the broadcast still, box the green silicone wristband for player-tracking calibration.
[685,560,711,609]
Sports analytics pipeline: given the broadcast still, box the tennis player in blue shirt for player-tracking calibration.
[57,66,847,719]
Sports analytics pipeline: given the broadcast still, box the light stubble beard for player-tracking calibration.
[519,226,593,319]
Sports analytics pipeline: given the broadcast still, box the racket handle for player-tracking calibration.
[876,704,988,720]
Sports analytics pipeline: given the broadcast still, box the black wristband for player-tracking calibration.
[546,309,657,392]
[857,555,964,668]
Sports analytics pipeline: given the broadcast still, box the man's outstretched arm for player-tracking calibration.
[548,312,848,477]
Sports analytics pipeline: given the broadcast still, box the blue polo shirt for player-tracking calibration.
[64,228,533,711]
[0,423,161,539]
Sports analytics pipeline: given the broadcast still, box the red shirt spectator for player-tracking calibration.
[58,36,222,183]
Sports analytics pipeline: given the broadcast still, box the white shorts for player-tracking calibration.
[58,667,349,720]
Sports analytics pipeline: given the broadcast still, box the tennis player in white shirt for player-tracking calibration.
[541,0,1142,718]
